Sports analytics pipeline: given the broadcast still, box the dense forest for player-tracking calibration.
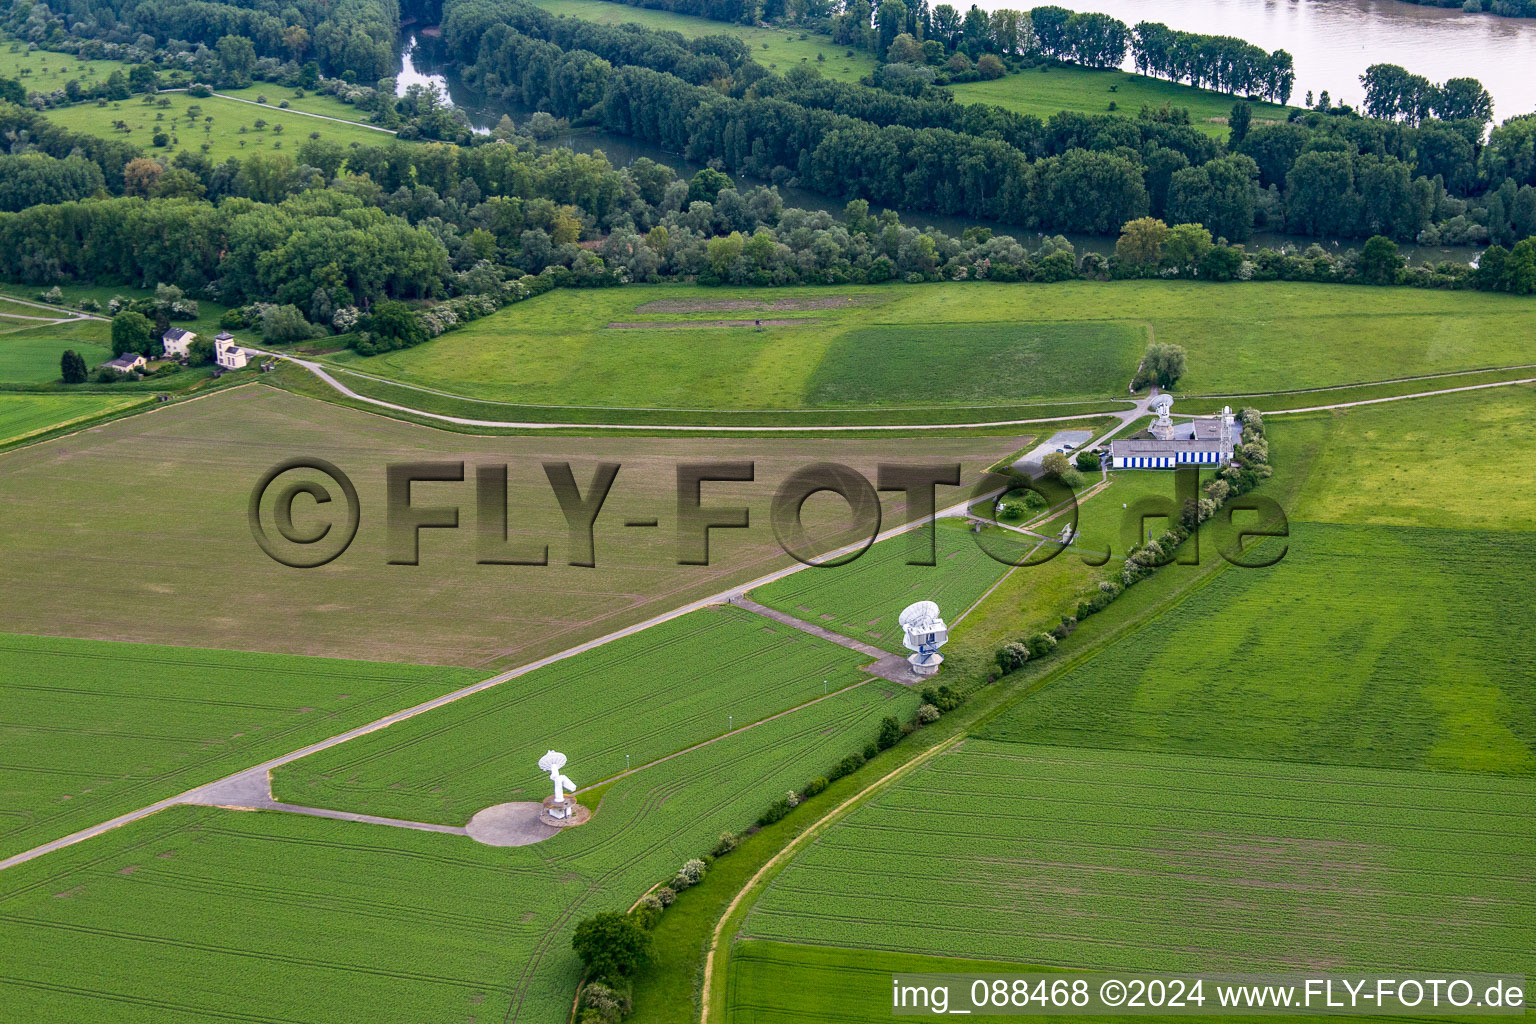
[443,0,1532,245]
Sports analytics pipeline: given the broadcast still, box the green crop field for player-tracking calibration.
[749,519,1014,655]
[41,90,396,164]
[325,281,1536,417]
[981,522,1536,774]
[0,677,918,1023]
[0,385,1020,667]
[0,633,477,860]
[740,741,1535,974]
[0,393,151,445]
[949,66,1294,140]
[271,605,872,823]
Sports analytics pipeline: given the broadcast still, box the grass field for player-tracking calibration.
[0,385,1022,666]
[0,392,151,446]
[1285,385,1536,532]
[0,633,477,860]
[749,519,1014,655]
[41,90,394,163]
[270,605,873,824]
[739,740,1535,974]
[0,40,120,94]
[526,0,876,83]
[0,311,109,383]
[0,676,918,1023]
[326,282,1536,416]
[217,82,398,130]
[949,66,1294,139]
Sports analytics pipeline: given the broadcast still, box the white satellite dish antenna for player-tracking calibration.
[538,750,577,818]
[1149,393,1175,440]
[898,600,948,678]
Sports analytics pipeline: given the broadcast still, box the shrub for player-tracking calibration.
[828,752,865,780]
[862,742,879,760]
[1025,633,1058,659]
[802,776,828,798]
[577,981,631,1024]
[711,832,738,858]
[916,704,940,725]
[920,685,962,712]
[1075,450,1100,472]
[629,900,661,931]
[571,912,652,983]
[996,640,1030,672]
[757,798,793,826]
[877,715,902,751]
[653,886,676,907]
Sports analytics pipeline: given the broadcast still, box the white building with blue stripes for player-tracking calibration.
[1110,402,1242,470]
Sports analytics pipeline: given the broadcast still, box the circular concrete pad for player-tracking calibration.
[465,802,560,847]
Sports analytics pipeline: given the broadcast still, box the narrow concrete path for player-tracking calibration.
[254,349,1141,432]
[182,766,467,836]
[0,295,107,321]
[729,596,921,685]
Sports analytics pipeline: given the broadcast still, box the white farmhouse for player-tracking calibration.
[214,332,248,370]
[101,353,146,374]
[161,327,196,359]
[1110,401,1242,470]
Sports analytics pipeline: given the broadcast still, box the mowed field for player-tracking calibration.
[739,741,1535,977]
[0,384,1023,666]
[271,605,872,824]
[0,309,109,382]
[0,634,477,861]
[327,282,1536,415]
[0,678,918,1023]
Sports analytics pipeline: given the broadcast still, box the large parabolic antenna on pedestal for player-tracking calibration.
[898,600,948,678]
[539,750,577,818]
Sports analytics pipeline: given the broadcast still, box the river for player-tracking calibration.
[965,0,1536,120]
[394,34,1487,263]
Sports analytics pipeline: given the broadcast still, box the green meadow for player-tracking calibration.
[329,282,1536,418]
[42,90,395,163]
[0,315,109,383]
[950,65,1294,139]
[526,0,876,83]
[0,633,477,860]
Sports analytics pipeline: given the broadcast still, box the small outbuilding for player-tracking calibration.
[101,353,146,374]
